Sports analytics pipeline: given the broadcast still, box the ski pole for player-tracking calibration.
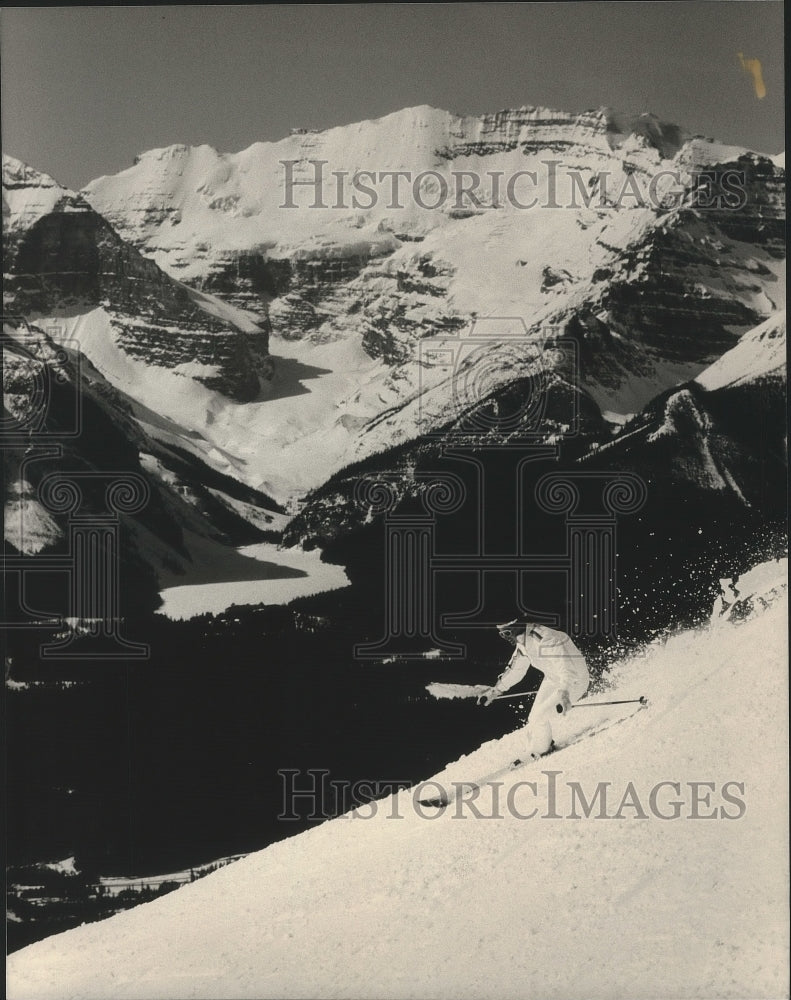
[493,693,647,707]
[569,696,647,709]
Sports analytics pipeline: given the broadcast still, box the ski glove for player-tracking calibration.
[478,687,499,707]
[555,689,572,714]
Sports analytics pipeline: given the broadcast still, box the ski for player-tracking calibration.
[418,755,529,808]
[418,697,649,807]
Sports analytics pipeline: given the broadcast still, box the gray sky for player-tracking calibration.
[1,3,784,190]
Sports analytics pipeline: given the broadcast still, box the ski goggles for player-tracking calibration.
[497,621,545,642]
[497,620,526,642]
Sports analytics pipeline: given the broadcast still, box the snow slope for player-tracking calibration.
[695,310,786,390]
[7,558,788,1000]
[37,306,388,502]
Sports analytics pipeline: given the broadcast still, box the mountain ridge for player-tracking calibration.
[64,102,785,500]
[83,100,784,181]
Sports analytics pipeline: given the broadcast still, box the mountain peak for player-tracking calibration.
[2,153,68,191]
[2,153,80,232]
[132,142,220,164]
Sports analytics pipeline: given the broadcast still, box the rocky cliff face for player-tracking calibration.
[3,156,272,402]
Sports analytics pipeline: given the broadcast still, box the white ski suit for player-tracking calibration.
[492,625,590,756]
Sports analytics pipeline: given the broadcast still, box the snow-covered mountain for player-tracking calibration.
[74,105,784,500]
[3,105,786,608]
[7,557,787,999]
[81,104,780,295]
[5,105,785,505]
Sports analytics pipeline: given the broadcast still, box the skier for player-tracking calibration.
[478,620,591,757]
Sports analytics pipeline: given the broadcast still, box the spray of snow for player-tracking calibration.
[426,682,491,701]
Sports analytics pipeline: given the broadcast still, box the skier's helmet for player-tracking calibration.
[497,619,525,644]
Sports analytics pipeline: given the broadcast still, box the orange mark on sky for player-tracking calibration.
[738,52,767,99]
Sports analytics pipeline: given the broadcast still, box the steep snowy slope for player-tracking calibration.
[7,559,787,1000]
[695,309,786,390]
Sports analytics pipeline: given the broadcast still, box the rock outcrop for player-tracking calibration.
[3,156,272,402]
